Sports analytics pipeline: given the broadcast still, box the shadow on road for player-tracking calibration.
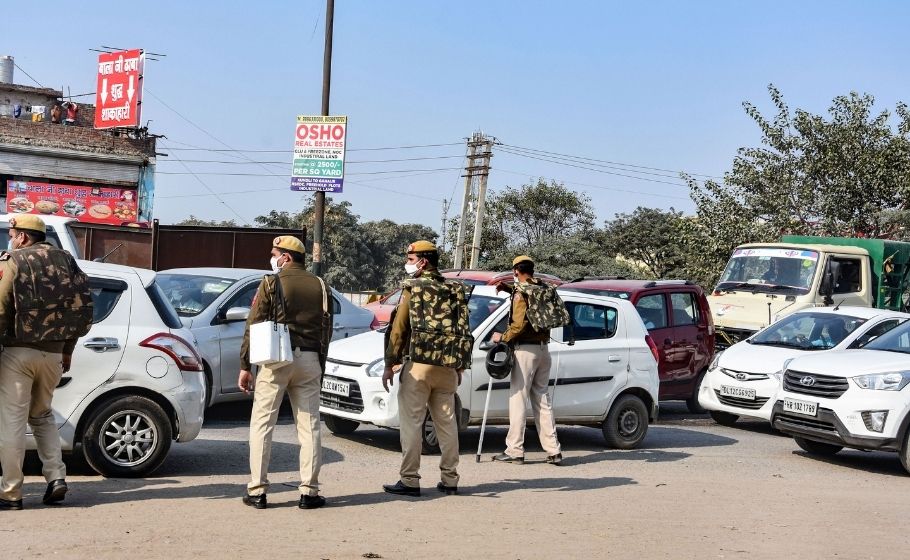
[790,448,907,477]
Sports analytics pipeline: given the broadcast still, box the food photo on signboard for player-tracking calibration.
[4,180,140,226]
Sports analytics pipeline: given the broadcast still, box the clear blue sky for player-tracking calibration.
[4,1,909,231]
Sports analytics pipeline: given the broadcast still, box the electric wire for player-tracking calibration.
[155,167,464,177]
[167,150,251,224]
[12,62,45,88]
[159,141,464,153]
[495,168,692,201]
[154,154,464,165]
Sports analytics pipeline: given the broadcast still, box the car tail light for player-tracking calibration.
[645,334,660,364]
[140,333,204,372]
[369,315,381,330]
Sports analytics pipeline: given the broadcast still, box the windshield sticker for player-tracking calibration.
[732,248,819,261]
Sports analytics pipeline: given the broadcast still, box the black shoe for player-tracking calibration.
[436,482,457,495]
[492,453,525,464]
[382,481,420,497]
[546,453,563,465]
[242,493,267,509]
[0,498,23,511]
[299,494,326,509]
[43,479,67,505]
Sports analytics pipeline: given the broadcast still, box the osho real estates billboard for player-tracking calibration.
[291,115,347,193]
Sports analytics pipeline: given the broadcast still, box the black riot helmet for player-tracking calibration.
[485,342,513,380]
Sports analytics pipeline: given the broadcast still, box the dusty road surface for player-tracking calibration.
[6,403,910,559]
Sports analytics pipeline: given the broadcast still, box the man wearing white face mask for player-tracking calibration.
[238,235,332,510]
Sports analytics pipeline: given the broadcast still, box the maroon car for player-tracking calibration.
[559,278,716,412]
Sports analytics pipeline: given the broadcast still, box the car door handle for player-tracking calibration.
[333,324,344,330]
[607,355,622,363]
[83,337,120,352]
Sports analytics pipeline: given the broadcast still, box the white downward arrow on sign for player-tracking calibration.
[100,78,108,104]
[127,76,135,103]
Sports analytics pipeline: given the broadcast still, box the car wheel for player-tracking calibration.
[709,410,739,426]
[602,394,649,449]
[900,429,910,474]
[686,370,708,414]
[794,436,843,456]
[81,395,172,478]
[323,414,359,435]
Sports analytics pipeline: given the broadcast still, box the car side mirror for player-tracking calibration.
[224,307,250,323]
[819,261,839,305]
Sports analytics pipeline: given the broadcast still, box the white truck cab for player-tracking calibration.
[0,213,82,257]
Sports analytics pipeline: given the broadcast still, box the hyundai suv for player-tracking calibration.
[559,278,715,412]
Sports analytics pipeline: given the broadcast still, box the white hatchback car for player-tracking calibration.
[157,268,376,406]
[772,319,910,473]
[319,286,660,452]
[29,261,206,477]
[699,307,910,426]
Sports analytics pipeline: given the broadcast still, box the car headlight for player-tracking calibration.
[852,372,910,391]
[708,351,724,371]
[366,358,385,377]
[771,358,794,383]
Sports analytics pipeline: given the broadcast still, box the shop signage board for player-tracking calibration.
[291,115,347,192]
[6,180,139,226]
[94,49,144,129]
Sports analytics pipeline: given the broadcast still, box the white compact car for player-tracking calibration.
[319,286,660,451]
[699,307,909,425]
[157,268,376,406]
[29,261,206,477]
[772,318,910,473]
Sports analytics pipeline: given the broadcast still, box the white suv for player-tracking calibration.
[28,260,206,477]
[319,286,660,452]
[772,318,910,473]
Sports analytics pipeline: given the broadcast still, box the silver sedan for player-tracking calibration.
[157,268,377,406]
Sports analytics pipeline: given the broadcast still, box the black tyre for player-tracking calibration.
[602,395,649,449]
[794,436,843,456]
[686,370,708,414]
[323,414,359,435]
[900,428,910,475]
[709,410,739,427]
[81,395,173,477]
[202,365,213,408]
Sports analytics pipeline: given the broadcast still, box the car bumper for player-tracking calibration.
[698,369,778,421]
[771,399,901,452]
[166,370,206,442]
[319,366,400,428]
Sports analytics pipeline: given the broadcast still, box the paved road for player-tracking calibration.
[7,402,910,559]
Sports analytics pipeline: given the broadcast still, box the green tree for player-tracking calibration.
[684,85,910,286]
[175,215,240,227]
[361,219,438,291]
[603,207,686,279]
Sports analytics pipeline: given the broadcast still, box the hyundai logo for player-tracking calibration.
[736,373,747,381]
[800,376,816,386]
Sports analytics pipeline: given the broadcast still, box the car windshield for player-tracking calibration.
[862,321,910,354]
[157,273,238,316]
[558,287,632,300]
[716,247,819,295]
[749,312,866,350]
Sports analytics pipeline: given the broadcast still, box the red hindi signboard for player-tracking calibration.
[6,180,140,226]
[94,49,144,129]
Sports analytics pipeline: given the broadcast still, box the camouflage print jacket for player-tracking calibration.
[0,243,94,355]
[501,278,552,344]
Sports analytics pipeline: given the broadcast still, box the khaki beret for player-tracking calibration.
[273,235,305,254]
[512,255,533,267]
[407,240,437,254]
[9,214,46,234]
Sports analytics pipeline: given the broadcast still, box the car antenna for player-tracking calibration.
[832,298,847,311]
[93,243,123,263]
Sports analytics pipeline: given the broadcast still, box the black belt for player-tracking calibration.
[515,341,547,347]
[294,345,321,352]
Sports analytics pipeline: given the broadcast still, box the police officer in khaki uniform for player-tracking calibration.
[0,215,86,510]
[492,255,562,465]
[238,235,332,510]
[382,240,461,497]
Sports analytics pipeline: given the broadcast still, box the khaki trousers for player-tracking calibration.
[397,361,459,488]
[0,347,66,501]
[248,350,322,497]
[505,343,561,457]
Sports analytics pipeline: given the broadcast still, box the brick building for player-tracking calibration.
[0,57,157,225]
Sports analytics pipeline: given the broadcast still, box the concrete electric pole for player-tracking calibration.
[452,132,494,269]
[312,0,334,277]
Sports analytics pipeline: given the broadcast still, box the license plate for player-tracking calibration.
[322,378,350,397]
[783,397,817,417]
[721,385,756,400]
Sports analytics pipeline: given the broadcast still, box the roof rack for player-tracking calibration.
[566,276,628,283]
[642,280,695,288]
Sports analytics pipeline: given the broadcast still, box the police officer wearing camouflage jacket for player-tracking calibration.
[382,240,462,497]
[0,215,93,510]
[238,236,332,510]
[492,255,562,465]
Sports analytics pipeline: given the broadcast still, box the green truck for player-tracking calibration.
[707,236,910,349]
